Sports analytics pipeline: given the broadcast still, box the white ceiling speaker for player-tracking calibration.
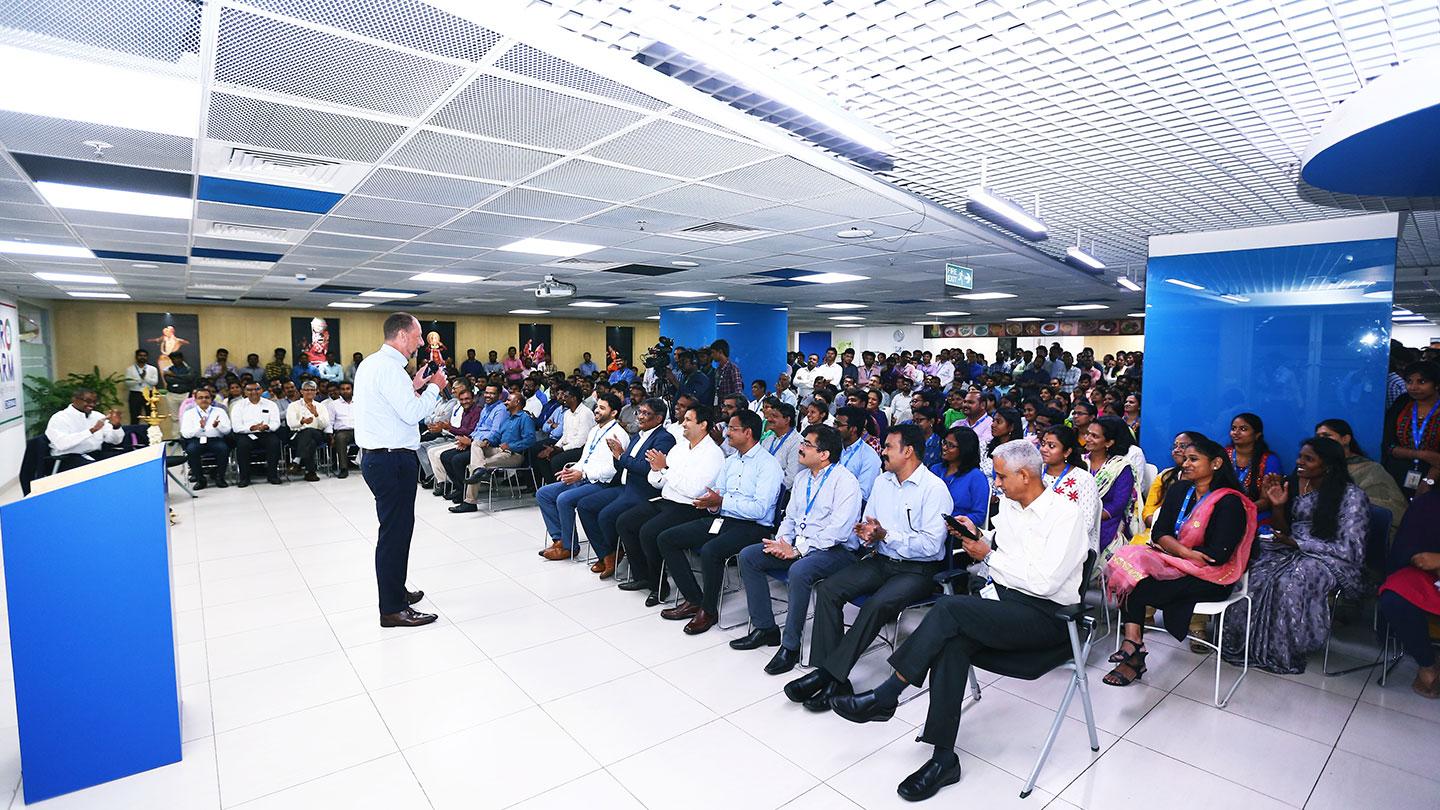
[529,274,577,299]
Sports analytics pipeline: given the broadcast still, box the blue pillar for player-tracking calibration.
[1141,214,1401,468]
[660,301,789,394]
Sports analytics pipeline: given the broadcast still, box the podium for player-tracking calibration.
[0,446,181,803]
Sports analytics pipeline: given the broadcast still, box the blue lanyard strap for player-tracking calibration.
[1412,400,1439,451]
[804,464,836,516]
[1175,487,1199,526]
[842,443,860,464]
[768,431,790,456]
[1050,465,1071,492]
[585,422,614,455]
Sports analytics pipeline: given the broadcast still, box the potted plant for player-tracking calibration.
[23,367,125,435]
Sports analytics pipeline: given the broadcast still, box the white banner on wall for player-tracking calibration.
[0,300,21,427]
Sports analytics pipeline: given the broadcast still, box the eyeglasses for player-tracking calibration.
[799,439,817,449]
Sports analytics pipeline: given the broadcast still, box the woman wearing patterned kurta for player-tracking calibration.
[1039,425,1100,553]
[1221,437,1369,674]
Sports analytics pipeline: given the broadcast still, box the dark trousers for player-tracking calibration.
[440,446,470,502]
[1119,574,1230,639]
[657,517,771,613]
[531,446,581,486]
[53,446,126,473]
[891,588,1068,749]
[362,450,419,615]
[576,487,644,559]
[1379,590,1437,668]
[233,431,282,481]
[183,437,230,481]
[739,544,856,651]
[128,390,148,424]
[617,500,707,587]
[811,554,943,681]
[331,429,355,470]
[293,428,324,474]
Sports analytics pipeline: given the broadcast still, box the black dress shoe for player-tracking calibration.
[644,591,662,607]
[764,646,800,676]
[618,579,653,592]
[897,755,961,802]
[407,590,424,605]
[464,467,491,485]
[268,476,283,485]
[420,478,433,489]
[805,679,851,712]
[449,502,477,513]
[830,690,897,724]
[192,478,208,491]
[237,478,250,488]
[379,607,438,627]
[784,669,831,704]
[214,477,228,488]
[729,627,781,650]
[336,470,347,479]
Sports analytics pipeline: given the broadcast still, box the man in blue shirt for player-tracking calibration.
[579,352,598,377]
[608,359,635,386]
[451,391,536,513]
[656,408,784,635]
[833,407,882,501]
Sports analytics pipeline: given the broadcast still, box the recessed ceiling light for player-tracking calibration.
[834,323,864,328]
[795,272,868,284]
[410,272,483,283]
[954,292,1017,300]
[131,262,159,269]
[1006,317,1044,322]
[828,315,865,321]
[926,310,969,316]
[34,271,116,284]
[509,308,550,315]
[1116,277,1142,292]
[646,315,661,320]
[36,181,190,219]
[188,283,247,291]
[359,290,417,299]
[773,307,788,311]
[1126,312,1146,318]
[816,303,867,310]
[67,291,130,299]
[190,256,272,270]
[569,301,617,308]
[913,321,941,326]
[670,306,706,312]
[1165,278,1205,291]
[836,227,874,239]
[496,237,603,257]
[1058,304,1110,311]
[654,291,713,298]
[0,239,95,258]
[0,44,200,138]
[670,260,700,267]
[328,301,373,309]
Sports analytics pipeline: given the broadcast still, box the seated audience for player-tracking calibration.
[1086,416,1141,566]
[286,381,330,481]
[45,388,126,471]
[326,381,357,477]
[433,384,486,501]
[532,384,595,483]
[656,409,783,634]
[1382,360,1440,499]
[784,424,953,712]
[1221,436,1369,674]
[931,425,988,528]
[1142,432,1200,529]
[834,406,882,501]
[537,392,626,563]
[799,397,830,432]
[760,400,801,489]
[1314,418,1407,538]
[1229,411,1283,525]
[912,407,942,468]
[1377,489,1440,698]
[1104,435,1256,686]
[575,399,676,571]
[826,439,1088,802]
[452,391,536,512]
[179,386,231,487]
[230,381,283,486]
[984,406,1021,458]
[1039,424,1100,552]
[417,381,466,489]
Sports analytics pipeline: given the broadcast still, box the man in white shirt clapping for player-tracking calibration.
[179,387,232,489]
[45,388,125,471]
[286,380,330,482]
[229,381,283,486]
[537,392,625,563]
[326,381,357,478]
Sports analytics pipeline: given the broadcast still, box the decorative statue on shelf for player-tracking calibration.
[425,330,447,368]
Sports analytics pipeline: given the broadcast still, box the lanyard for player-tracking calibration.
[842,442,861,465]
[585,421,614,456]
[768,431,790,456]
[1228,447,1251,486]
[1175,486,1200,526]
[1411,400,1439,451]
[804,464,836,515]
[1050,465,1071,492]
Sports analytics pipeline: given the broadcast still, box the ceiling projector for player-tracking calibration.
[533,274,577,299]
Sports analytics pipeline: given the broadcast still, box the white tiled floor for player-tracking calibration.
[4,476,1439,808]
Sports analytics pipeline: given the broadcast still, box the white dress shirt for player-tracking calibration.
[353,343,441,450]
[863,464,953,562]
[124,363,159,392]
[760,427,802,489]
[45,405,123,455]
[286,399,330,433]
[649,434,725,504]
[792,366,818,402]
[558,404,597,451]
[888,396,913,426]
[230,397,281,434]
[936,361,955,388]
[964,413,994,447]
[814,362,843,388]
[985,487,1088,603]
[779,463,863,555]
[776,388,799,408]
[180,404,232,440]
[326,397,356,431]
[576,419,625,484]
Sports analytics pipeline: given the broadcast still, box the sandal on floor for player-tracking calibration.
[1412,674,1440,700]
[1103,648,1147,687]
[1108,637,1143,664]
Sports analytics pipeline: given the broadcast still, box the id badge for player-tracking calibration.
[979,581,1000,601]
[200,435,208,445]
[1404,468,1422,489]
[709,518,724,535]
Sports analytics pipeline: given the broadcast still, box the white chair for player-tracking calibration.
[1141,463,1157,497]
[1178,571,1250,708]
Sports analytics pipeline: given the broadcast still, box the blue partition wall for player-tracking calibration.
[660,302,788,393]
[796,330,832,361]
[1141,216,1399,471]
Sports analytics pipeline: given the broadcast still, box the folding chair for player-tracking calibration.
[1324,505,1398,677]
[1177,571,1251,708]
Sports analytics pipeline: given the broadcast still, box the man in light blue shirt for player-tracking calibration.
[656,409,783,635]
[834,406,882,500]
[354,312,447,628]
[579,352,598,377]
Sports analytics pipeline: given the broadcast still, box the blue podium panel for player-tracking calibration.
[0,451,180,803]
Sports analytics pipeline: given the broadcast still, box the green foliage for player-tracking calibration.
[23,366,125,435]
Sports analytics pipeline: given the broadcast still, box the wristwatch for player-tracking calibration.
[1423,477,1436,487]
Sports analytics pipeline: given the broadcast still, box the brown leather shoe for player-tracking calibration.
[684,609,717,635]
[541,544,577,561]
[661,601,700,621]
[538,540,562,557]
[380,607,438,627]
[590,559,606,573]
[597,553,617,580]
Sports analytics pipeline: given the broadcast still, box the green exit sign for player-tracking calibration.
[945,263,974,290]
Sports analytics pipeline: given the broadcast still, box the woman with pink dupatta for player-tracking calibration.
[1102,435,1257,687]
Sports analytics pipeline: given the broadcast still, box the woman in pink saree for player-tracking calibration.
[1102,434,1257,687]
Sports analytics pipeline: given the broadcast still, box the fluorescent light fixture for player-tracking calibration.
[67,291,130,299]
[1116,276,1143,292]
[828,315,865,321]
[1393,315,1428,322]
[569,301,617,308]
[1165,278,1205,291]
[190,256,273,270]
[794,272,868,284]
[670,260,700,267]
[36,181,190,219]
[966,187,1048,241]
[1058,304,1109,311]
[34,271,115,284]
[0,239,95,258]
[816,303,867,310]
[834,323,864,328]
[926,310,969,317]
[1126,312,1146,318]
[0,44,200,138]
[188,283,247,291]
[410,272,482,283]
[1219,294,1251,304]
[359,290,417,299]
[1064,246,1105,272]
[509,308,550,315]
[1006,317,1044,322]
[670,306,706,312]
[913,321,941,326]
[655,291,713,298]
[496,238,602,257]
[131,262,159,269]
[954,292,1016,301]
[328,302,374,309]
[646,315,661,320]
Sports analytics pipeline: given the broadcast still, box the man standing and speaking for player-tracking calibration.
[354,312,448,628]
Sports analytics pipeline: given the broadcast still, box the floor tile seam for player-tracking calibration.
[217,751,415,810]
[198,583,316,612]
[491,627,650,705]
[1161,689,1360,749]
[1100,739,1307,808]
[1325,702,1440,784]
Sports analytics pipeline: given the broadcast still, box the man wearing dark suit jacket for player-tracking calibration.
[573,398,676,567]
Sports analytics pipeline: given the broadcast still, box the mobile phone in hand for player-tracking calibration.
[942,513,978,541]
